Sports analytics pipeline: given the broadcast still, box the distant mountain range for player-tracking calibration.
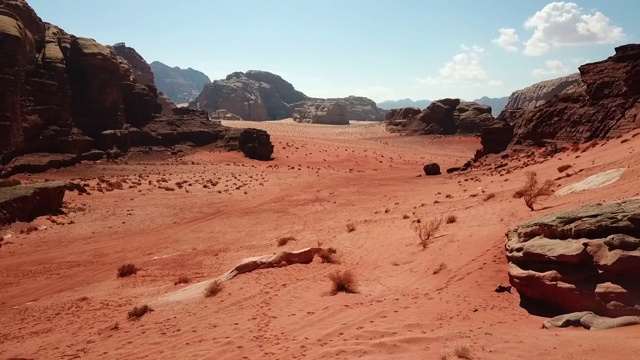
[377,96,508,116]
[150,61,211,104]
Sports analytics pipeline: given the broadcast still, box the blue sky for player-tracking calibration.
[28,1,637,102]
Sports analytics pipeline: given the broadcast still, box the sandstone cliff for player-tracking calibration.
[150,61,211,104]
[503,73,580,111]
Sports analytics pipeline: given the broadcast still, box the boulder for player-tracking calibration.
[0,181,70,224]
[505,199,640,317]
[291,101,348,125]
[473,119,514,160]
[423,163,441,176]
[210,109,242,120]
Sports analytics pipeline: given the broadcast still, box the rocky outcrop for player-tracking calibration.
[504,73,580,111]
[473,119,514,160]
[329,96,386,121]
[149,61,210,104]
[0,1,274,176]
[210,109,242,120]
[543,311,640,330]
[473,96,508,116]
[291,101,348,125]
[506,199,640,317]
[386,99,495,135]
[0,181,69,224]
[501,45,640,146]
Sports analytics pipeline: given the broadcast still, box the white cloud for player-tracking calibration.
[416,45,499,86]
[523,2,624,56]
[532,59,570,77]
[492,28,520,52]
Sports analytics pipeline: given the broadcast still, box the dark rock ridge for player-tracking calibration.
[150,61,211,104]
[195,71,386,123]
[386,99,495,135]
[503,73,580,111]
[0,1,274,176]
[506,198,640,317]
[0,181,70,225]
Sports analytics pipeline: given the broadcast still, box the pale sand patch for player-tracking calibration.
[556,168,626,196]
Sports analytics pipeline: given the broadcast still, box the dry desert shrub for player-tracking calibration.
[346,222,356,232]
[328,270,358,295]
[117,263,138,278]
[454,345,472,359]
[318,247,338,264]
[433,262,447,274]
[445,214,457,224]
[204,280,223,298]
[277,236,297,247]
[174,276,190,285]
[411,217,443,250]
[557,164,572,173]
[482,192,495,201]
[516,171,555,211]
[128,305,153,320]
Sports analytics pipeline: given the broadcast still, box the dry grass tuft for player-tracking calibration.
[557,164,572,173]
[318,247,338,264]
[174,276,190,285]
[454,345,472,359]
[482,193,495,201]
[117,263,138,278]
[328,270,358,295]
[204,280,224,298]
[346,222,356,232]
[411,217,443,250]
[277,236,297,247]
[433,262,447,274]
[445,214,457,224]
[516,171,555,210]
[128,305,153,320]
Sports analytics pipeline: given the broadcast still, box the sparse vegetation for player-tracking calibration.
[557,164,572,173]
[445,215,457,224]
[174,276,190,285]
[328,270,358,295]
[277,236,297,247]
[433,262,447,274]
[346,222,356,232]
[454,345,472,359]
[411,217,443,250]
[117,263,138,278]
[482,192,495,201]
[516,171,555,211]
[128,305,153,320]
[402,214,410,219]
[204,280,223,298]
[318,247,338,264]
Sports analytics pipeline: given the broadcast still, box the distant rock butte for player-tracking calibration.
[0,0,274,176]
[195,71,386,124]
[150,61,211,104]
[503,73,580,111]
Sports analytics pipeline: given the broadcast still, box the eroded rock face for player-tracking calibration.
[386,99,495,135]
[291,101,348,125]
[505,45,640,145]
[506,199,640,317]
[504,73,580,111]
[0,181,69,224]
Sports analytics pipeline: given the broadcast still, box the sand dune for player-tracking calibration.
[1,121,639,359]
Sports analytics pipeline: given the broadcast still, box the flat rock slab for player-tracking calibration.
[1,153,78,178]
[556,168,625,196]
[0,181,70,225]
[543,311,640,330]
[506,198,640,317]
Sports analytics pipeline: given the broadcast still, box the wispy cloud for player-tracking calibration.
[415,45,500,86]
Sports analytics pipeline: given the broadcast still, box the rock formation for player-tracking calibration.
[473,96,508,116]
[195,70,386,122]
[0,181,70,225]
[386,99,495,135]
[506,198,640,317]
[377,99,432,110]
[503,73,580,111]
[0,1,274,176]
[149,61,211,104]
[291,100,348,125]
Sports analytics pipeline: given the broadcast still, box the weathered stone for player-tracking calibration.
[0,181,69,224]
[291,101,348,125]
[423,163,441,176]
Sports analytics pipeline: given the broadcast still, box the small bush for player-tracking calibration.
[128,305,153,320]
[174,276,190,285]
[517,171,555,211]
[454,345,472,359]
[557,164,572,173]
[277,236,297,247]
[318,247,338,264]
[346,222,356,232]
[402,214,410,219]
[117,263,138,278]
[445,215,457,224]
[411,217,443,250]
[204,280,223,298]
[482,193,495,201]
[433,262,447,274]
[328,270,358,295]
